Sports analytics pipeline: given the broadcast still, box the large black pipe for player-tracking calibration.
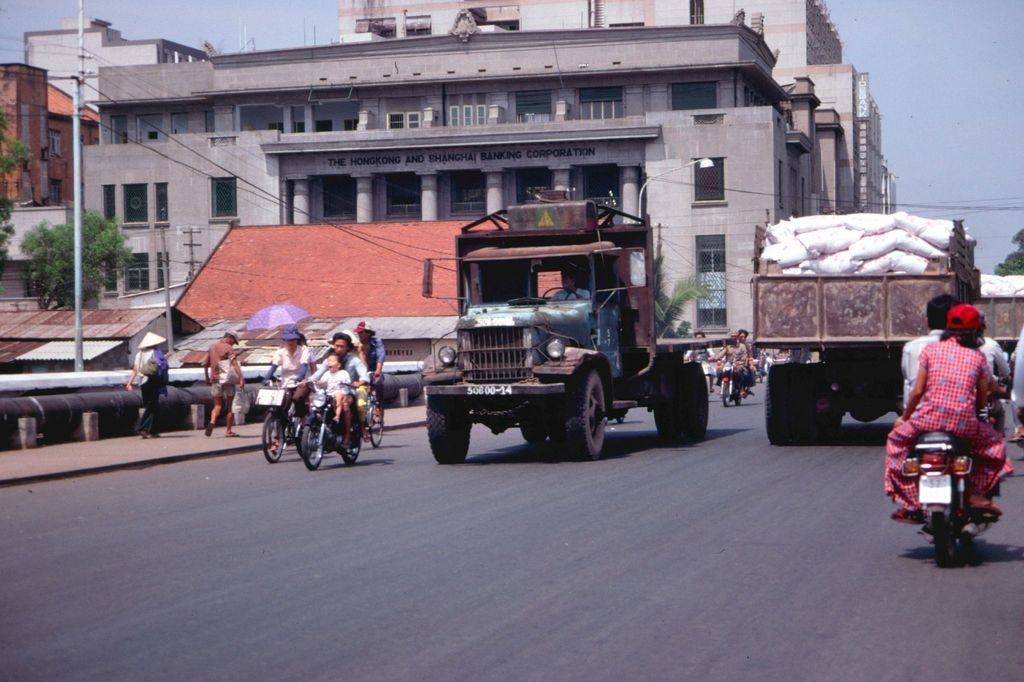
[0,375,422,448]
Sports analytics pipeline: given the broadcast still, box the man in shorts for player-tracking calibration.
[203,330,244,437]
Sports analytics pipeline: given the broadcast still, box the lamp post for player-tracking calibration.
[637,157,714,216]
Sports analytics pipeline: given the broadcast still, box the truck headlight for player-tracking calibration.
[546,338,565,360]
[438,345,457,367]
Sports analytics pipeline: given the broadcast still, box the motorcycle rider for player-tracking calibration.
[331,332,371,429]
[713,330,755,397]
[885,303,1007,523]
[900,294,956,409]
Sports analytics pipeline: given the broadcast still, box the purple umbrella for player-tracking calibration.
[246,303,312,331]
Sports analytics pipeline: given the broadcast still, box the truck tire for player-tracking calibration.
[766,363,794,445]
[520,421,548,443]
[566,369,606,460]
[789,365,820,445]
[427,395,471,464]
[680,362,708,440]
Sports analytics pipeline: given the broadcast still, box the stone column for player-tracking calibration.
[620,166,640,216]
[356,176,374,223]
[292,178,310,225]
[486,171,505,214]
[552,167,571,194]
[419,172,438,221]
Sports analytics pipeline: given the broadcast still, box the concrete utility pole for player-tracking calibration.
[160,227,174,351]
[72,0,84,372]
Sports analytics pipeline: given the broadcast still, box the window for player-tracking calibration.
[695,157,725,202]
[515,90,551,123]
[123,183,148,223]
[204,110,215,133]
[583,166,620,208]
[450,171,485,213]
[155,183,169,222]
[690,0,705,24]
[211,177,237,218]
[356,17,396,37]
[48,180,61,205]
[322,175,356,218]
[579,87,623,120]
[448,95,487,127]
[137,114,164,143]
[405,15,431,35]
[315,119,333,133]
[696,235,725,327]
[102,185,116,219]
[387,112,420,130]
[671,82,717,110]
[125,253,150,291]
[170,112,189,134]
[110,115,128,144]
[516,168,551,203]
[48,129,61,157]
[239,105,284,132]
[386,173,421,217]
[313,101,360,133]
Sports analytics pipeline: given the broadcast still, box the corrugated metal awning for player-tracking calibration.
[16,340,122,361]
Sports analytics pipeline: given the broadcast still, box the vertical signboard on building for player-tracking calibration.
[856,73,869,119]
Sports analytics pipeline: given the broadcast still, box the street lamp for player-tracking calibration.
[637,157,715,215]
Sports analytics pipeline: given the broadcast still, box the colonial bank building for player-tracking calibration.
[88,17,861,332]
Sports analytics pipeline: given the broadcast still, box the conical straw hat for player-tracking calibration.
[138,331,166,349]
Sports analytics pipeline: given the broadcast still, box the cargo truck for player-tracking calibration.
[420,195,711,463]
[753,219,978,445]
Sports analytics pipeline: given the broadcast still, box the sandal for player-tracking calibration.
[224,431,240,438]
[891,508,924,524]
[204,423,214,437]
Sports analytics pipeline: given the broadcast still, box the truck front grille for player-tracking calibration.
[461,327,531,382]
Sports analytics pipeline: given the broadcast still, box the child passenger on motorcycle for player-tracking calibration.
[311,352,352,430]
[885,304,1007,523]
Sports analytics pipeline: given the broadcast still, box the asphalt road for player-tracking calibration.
[3,392,1024,681]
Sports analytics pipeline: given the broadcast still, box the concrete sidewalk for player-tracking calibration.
[0,404,426,487]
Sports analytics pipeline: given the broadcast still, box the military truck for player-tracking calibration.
[420,196,710,463]
[753,219,978,445]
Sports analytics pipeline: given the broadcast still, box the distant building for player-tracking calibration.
[24,18,206,104]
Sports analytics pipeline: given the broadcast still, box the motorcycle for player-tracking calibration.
[300,382,362,471]
[902,431,1001,567]
[720,362,743,407]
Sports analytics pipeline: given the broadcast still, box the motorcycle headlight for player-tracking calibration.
[438,345,456,367]
[313,393,327,408]
[546,338,565,360]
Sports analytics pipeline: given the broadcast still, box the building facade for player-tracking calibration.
[87,22,847,332]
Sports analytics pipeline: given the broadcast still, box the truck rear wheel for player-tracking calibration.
[680,362,708,440]
[427,395,471,464]
[766,364,794,445]
[566,369,606,460]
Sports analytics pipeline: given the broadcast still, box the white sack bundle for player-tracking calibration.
[893,213,931,236]
[896,233,945,259]
[889,252,929,274]
[855,253,895,274]
[765,220,795,245]
[789,214,848,234]
[842,213,897,235]
[917,220,956,249]
[796,226,861,256]
[980,274,1016,296]
[806,250,860,275]
[761,240,810,267]
[847,230,903,261]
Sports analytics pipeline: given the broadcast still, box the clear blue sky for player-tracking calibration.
[2,0,1021,273]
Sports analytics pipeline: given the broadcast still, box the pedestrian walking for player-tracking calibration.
[203,330,244,437]
[126,331,169,438]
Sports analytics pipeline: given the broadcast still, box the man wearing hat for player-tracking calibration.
[356,321,386,439]
[885,303,1007,522]
[126,331,168,438]
[203,330,244,437]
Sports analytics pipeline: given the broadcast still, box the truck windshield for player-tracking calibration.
[475,260,531,303]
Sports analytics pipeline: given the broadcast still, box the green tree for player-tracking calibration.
[21,211,132,309]
[0,111,29,285]
[654,249,708,338]
[995,228,1024,275]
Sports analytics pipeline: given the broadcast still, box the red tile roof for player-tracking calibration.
[176,221,464,323]
[47,85,99,121]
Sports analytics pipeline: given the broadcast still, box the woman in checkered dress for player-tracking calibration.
[885,304,1007,522]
